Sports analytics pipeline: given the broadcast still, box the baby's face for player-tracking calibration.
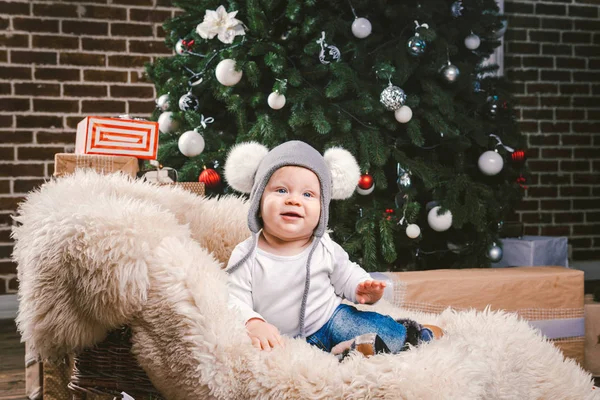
[260,166,321,242]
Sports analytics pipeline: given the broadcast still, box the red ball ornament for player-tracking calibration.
[511,149,526,164]
[358,173,374,190]
[199,167,221,188]
[516,174,528,190]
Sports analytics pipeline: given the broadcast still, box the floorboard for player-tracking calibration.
[0,319,26,400]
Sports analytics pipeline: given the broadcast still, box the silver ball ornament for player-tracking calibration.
[380,85,407,111]
[451,1,464,17]
[351,17,372,39]
[407,36,426,56]
[488,243,503,262]
[478,150,504,176]
[178,130,205,157]
[464,33,481,50]
[441,63,460,83]
[175,39,187,56]
[156,94,169,111]
[157,111,178,133]
[178,92,200,112]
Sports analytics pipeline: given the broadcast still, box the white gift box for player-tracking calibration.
[492,236,569,268]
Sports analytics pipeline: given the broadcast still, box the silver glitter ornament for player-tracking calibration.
[407,36,426,57]
[380,84,407,111]
[178,91,200,112]
[487,243,503,262]
[451,1,464,17]
[441,63,460,83]
[397,163,412,189]
[316,31,341,65]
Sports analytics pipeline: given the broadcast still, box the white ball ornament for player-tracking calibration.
[156,94,169,111]
[356,185,375,195]
[427,206,453,232]
[406,224,421,239]
[464,33,481,50]
[267,92,286,110]
[175,39,187,55]
[215,59,243,86]
[478,150,504,176]
[178,130,205,157]
[351,17,372,39]
[394,105,413,123]
[157,111,178,133]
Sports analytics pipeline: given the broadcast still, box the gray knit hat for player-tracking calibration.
[224,140,361,237]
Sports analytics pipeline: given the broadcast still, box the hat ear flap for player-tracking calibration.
[224,142,269,193]
[323,147,360,200]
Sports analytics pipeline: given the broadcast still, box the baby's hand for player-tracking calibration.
[356,280,387,304]
[246,318,285,351]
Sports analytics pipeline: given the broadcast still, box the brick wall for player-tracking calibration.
[0,0,179,294]
[504,0,600,262]
[0,0,599,294]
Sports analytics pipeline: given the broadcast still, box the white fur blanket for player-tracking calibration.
[13,171,598,399]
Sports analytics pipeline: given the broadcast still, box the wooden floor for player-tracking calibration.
[0,319,26,400]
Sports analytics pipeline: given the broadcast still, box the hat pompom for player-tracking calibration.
[224,142,269,193]
[324,147,360,200]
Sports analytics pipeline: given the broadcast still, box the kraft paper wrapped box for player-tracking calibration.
[374,267,585,364]
[54,153,139,178]
[492,236,569,268]
[585,294,600,377]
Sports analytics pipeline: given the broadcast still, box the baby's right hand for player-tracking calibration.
[246,318,285,351]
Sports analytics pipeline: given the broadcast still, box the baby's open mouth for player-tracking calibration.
[281,212,302,218]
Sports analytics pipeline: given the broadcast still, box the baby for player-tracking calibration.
[224,141,440,354]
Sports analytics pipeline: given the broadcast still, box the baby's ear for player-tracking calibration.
[224,142,269,193]
[323,147,360,200]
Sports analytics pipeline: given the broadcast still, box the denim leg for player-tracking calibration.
[307,304,409,354]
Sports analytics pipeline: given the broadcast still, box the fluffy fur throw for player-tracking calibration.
[13,171,598,399]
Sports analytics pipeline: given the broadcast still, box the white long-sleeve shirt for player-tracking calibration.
[227,233,372,337]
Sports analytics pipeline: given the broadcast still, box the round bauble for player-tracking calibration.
[464,33,481,50]
[178,92,200,112]
[427,206,453,232]
[478,150,504,176]
[178,130,205,157]
[175,39,187,55]
[156,94,169,111]
[215,59,243,86]
[158,111,178,133]
[406,224,421,239]
[356,185,375,195]
[199,168,221,188]
[488,243,503,262]
[380,85,406,111]
[352,17,372,39]
[394,105,413,123]
[441,63,460,83]
[451,0,464,17]
[267,92,286,110]
[407,36,426,56]
[357,173,374,190]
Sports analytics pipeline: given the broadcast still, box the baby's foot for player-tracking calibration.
[332,333,390,361]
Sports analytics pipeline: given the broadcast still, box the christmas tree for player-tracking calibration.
[146,0,526,271]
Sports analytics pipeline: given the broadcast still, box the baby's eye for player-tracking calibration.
[303,192,313,198]
[277,188,287,194]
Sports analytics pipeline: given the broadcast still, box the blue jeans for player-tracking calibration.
[306,304,432,354]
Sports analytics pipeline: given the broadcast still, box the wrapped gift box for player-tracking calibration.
[54,153,139,178]
[76,116,159,160]
[585,294,600,376]
[492,236,569,268]
[374,267,585,364]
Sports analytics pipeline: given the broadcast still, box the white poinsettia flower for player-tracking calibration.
[196,5,246,44]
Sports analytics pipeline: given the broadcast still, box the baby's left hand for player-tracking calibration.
[356,280,387,304]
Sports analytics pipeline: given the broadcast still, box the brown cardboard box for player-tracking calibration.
[54,153,139,178]
[382,267,585,364]
[585,294,600,376]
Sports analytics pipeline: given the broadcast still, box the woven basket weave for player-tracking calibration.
[68,327,164,400]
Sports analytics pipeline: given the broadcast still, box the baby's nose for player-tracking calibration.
[285,195,301,205]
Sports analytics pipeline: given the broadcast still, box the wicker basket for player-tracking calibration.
[68,327,164,400]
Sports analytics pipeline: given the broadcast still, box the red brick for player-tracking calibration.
[33,99,79,113]
[0,17,7,31]
[35,67,80,81]
[522,109,553,120]
[508,42,540,54]
[556,109,585,120]
[128,100,155,114]
[516,200,540,211]
[0,180,10,194]
[32,3,78,18]
[562,32,592,44]
[60,53,106,67]
[529,30,560,43]
[129,40,170,54]
[575,199,599,209]
[514,96,538,107]
[541,148,572,158]
[36,131,76,144]
[575,19,600,31]
[156,0,174,6]
[81,5,127,20]
[528,134,560,146]
[573,250,600,261]
[16,115,62,129]
[2,1,30,15]
[528,160,559,172]
[570,5,600,18]
[64,84,108,97]
[130,71,150,83]
[0,83,10,95]
[541,200,571,210]
[540,96,571,107]
[527,186,558,197]
[108,55,151,68]
[65,117,82,129]
[505,2,534,13]
[0,66,31,80]
[8,278,18,291]
[112,0,153,5]
[11,50,57,65]
[84,69,128,82]
[0,50,6,63]
[561,160,590,171]
[0,279,5,294]
[522,226,540,236]
[540,122,569,133]
[0,116,14,128]
[13,17,59,33]
[556,57,586,69]
[573,224,600,235]
[0,98,29,112]
[541,226,570,236]
[82,38,126,52]
[81,100,126,113]
[32,35,79,50]
[560,84,589,95]
[570,238,592,248]
[588,212,600,222]
[111,23,153,37]
[504,56,522,69]
[542,44,573,56]
[506,69,539,82]
[505,29,527,42]
[540,174,571,185]
[573,173,600,184]
[591,60,600,70]
[573,96,600,107]
[573,122,600,133]
[594,84,600,96]
[129,8,173,22]
[0,261,17,275]
[0,131,33,144]
[522,57,554,68]
[576,46,600,58]
[156,25,167,38]
[518,121,538,133]
[507,16,540,29]
[521,213,553,224]
[17,146,60,161]
[62,20,108,36]
[527,83,558,94]
[0,147,14,161]
[562,135,591,146]
[510,82,525,95]
[15,83,60,96]
[0,33,28,47]
[0,197,25,211]
[560,186,591,197]
[110,85,154,98]
[13,179,46,194]
[541,17,572,30]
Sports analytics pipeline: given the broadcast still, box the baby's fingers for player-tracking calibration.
[251,337,262,349]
